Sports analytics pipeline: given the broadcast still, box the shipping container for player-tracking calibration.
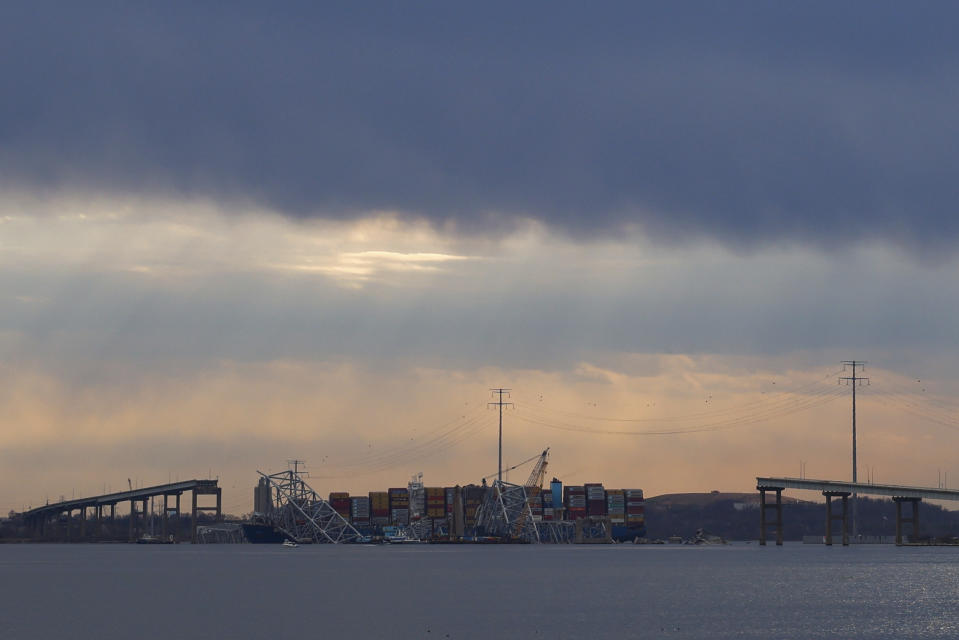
[584,483,607,516]
[527,492,543,522]
[625,486,645,527]
[330,497,351,519]
[370,491,390,524]
[388,488,410,511]
[564,485,586,522]
[607,489,625,510]
[445,487,455,515]
[350,496,371,524]
[564,486,586,507]
[425,486,447,519]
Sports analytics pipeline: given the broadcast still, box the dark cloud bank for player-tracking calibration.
[3,2,959,253]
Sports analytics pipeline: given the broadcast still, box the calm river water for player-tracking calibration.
[1,542,957,639]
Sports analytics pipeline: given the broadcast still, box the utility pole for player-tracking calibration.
[489,389,513,483]
[840,360,868,539]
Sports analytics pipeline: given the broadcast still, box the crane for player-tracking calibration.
[480,448,549,486]
[524,449,549,490]
[474,448,550,542]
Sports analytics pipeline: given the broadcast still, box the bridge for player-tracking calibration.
[755,477,959,546]
[22,479,221,543]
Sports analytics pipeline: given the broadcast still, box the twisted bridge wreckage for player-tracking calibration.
[259,449,611,544]
[257,462,364,544]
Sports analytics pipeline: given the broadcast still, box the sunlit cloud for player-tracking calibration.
[270,250,471,286]
[2,191,959,514]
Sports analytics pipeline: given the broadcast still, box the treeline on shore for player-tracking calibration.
[646,496,959,541]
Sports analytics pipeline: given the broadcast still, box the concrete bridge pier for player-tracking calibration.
[823,491,850,546]
[757,485,784,546]
[128,499,138,542]
[894,497,921,545]
[162,492,181,541]
[142,498,149,535]
[191,486,222,543]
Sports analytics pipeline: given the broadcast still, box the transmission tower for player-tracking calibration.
[489,388,513,483]
[840,360,868,539]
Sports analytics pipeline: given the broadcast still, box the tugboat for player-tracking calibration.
[282,539,298,548]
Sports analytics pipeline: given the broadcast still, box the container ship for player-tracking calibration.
[245,474,645,543]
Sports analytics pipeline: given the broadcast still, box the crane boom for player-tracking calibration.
[525,448,549,489]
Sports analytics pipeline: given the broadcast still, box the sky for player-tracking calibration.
[4,2,959,515]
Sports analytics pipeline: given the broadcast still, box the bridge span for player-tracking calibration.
[22,479,221,543]
[756,477,959,546]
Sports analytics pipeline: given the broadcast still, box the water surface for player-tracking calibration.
[1,543,957,639]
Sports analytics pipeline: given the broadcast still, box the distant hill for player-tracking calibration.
[643,493,959,541]
[647,491,810,507]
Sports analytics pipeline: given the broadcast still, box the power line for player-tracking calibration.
[514,384,845,431]
[311,406,493,478]
[513,384,846,436]
[519,377,847,426]
[513,368,845,424]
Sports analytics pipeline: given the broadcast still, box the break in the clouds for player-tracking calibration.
[2,208,958,379]
[3,2,959,254]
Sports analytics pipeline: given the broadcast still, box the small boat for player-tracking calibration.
[282,539,298,548]
[693,528,727,545]
[382,526,408,543]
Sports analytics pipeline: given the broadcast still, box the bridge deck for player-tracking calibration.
[23,479,219,517]
[756,477,959,501]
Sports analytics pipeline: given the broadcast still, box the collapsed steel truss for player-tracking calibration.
[257,466,362,544]
[538,520,576,543]
[474,480,540,542]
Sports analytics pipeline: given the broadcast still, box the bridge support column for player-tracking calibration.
[191,490,198,543]
[176,493,181,542]
[94,505,101,539]
[142,498,149,536]
[757,485,784,546]
[162,493,180,542]
[129,499,136,542]
[79,506,86,539]
[191,486,222,543]
[162,494,169,540]
[894,497,921,545]
[823,492,850,546]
